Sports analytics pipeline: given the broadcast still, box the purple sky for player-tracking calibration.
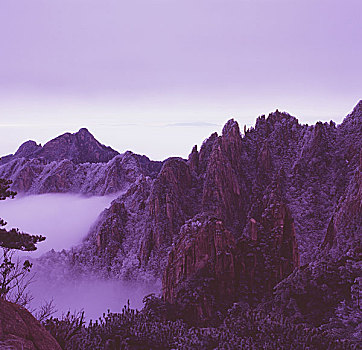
[0,0,361,160]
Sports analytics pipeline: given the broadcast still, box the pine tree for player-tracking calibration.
[0,178,45,250]
[0,177,45,305]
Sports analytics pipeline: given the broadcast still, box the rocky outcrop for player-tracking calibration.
[158,105,360,321]
[321,216,337,250]
[0,297,61,350]
[187,145,199,173]
[162,200,300,321]
[162,215,236,310]
[14,140,43,159]
[95,201,128,254]
[202,119,249,232]
[321,147,362,257]
[194,132,218,175]
[140,157,199,264]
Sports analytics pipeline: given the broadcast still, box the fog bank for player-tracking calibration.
[29,276,161,322]
[0,193,117,256]
[0,193,162,320]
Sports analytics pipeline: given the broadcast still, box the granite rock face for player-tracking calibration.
[162,215,236,302]
[321,145,362,257]
[162,183,300,320]
[202,120,249,233]
[140,157,199,263]
[0,297,61,350]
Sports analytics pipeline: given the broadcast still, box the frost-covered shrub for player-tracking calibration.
[45,299,359,350]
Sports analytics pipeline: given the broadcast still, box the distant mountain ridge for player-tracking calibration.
[1,128,119,165]
[0,128,162,195]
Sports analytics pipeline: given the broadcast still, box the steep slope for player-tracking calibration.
[0,297,61,350]
[321,143,361,257]
[162,175,300,321]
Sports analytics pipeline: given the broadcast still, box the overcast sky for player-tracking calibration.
[0,0,361,160]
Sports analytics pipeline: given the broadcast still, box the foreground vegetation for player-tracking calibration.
[44,296,359,350]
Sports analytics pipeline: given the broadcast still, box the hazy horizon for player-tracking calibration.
[0,98,359,162]
[1,0,361,160]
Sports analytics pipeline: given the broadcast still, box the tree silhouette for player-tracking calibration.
[0,178,45,250]
[0,177,46,305]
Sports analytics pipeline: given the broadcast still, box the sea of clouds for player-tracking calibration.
[0,193,117,256]
[0,193,160,321]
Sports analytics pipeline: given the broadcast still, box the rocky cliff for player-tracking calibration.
[162,179,301,321]
[0,297,61,350]
[321,142,361,257]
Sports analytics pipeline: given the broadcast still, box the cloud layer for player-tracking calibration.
[0,193,116,256]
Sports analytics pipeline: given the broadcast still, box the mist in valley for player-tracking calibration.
[0,193,160,322]
[0,193,118,256]
[29,275,160,322]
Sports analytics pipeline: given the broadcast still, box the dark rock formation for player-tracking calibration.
[140,157,198,263]
[202,121,249,233]
[162,215,236,321]
[0,297,61,350]
[162,186,300,321]
[321,146,362,257]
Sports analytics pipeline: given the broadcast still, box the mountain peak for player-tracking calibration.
[73,127,97,143]
[268,110,296,122]
[351,100,362,116]
[222,118,241,138]
[340,99,362,127]
[76,127,92,136]
[2,128,119,165]
[38,129,119,164]
[14,140,42,158]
